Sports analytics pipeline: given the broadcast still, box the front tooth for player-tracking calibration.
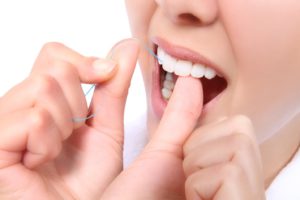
[191,64,205,78]
[163,80,175,90]
[204,67,217,79]
[162,54,176,73]
[157,47,165,65]
[161,88,172,100]
[174,60,192,76]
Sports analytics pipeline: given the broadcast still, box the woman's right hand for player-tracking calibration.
[0,39,139,200]
[101,77,203,200]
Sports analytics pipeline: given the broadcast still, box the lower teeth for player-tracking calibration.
[162,88,172,100]
[161,72,175,100]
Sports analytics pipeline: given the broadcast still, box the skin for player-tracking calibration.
[1,0,300,199]
[102,0,300,199]
[0,40,140,199]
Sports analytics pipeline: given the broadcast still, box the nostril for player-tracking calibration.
[178,13,201,25]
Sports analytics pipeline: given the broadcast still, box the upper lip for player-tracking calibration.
[152,37,227,79]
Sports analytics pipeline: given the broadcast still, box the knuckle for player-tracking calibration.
[32,75,60,95]
[230,115,255,136]
[185,174,196,189]
[41,42,64,56]
[232,115,253,128]
[183,150,206,177]
[185,172,201,199]
[29,107,52,130]
[51,60,76,80]
[221,163,243,181]
[231,133,253,152]
[29,108,62,159]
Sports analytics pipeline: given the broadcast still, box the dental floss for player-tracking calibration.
[72,44,162,123]
[143,44,163,64]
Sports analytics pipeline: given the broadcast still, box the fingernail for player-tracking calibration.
[92,58,117,74]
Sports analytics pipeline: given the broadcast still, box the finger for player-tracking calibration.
[32,60,90,128]
[0,75,73,138]
[184,115,256,155]
[145,77,203,155]
[185,163,249,200]
[87,39,140,144]
[0,107,62,169]
[183,133,261,178]
[31,44,117,128]
[1,64,86,130]
[32,42,118,83]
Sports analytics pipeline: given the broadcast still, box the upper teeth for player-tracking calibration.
[157,47,217,80]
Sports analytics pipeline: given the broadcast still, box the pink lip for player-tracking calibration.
[151,54,166,119]
[150,37,227,118]
[152,37,226,78]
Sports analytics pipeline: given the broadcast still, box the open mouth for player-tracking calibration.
[154,43,228,106]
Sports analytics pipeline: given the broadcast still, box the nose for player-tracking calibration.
[155,0,218,26]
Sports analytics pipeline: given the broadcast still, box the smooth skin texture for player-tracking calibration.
[0,39,140,200]
[101,77,203,199]
[111,0,300,199]
[1,0,300,200]
[0,40,210,200]
[0,39,208,200]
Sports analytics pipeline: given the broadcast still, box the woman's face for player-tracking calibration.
[125,0,300,142]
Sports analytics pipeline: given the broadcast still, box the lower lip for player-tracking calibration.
[150,53,225,119]
[151,58,167,118]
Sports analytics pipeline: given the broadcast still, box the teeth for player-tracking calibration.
[175,60,193,76]
[165,72,174,81]
[161,73,175,100]
[157,47,218,80]
[163,80,175,90]
[161,88,172,100]
[191,64,205,78]
[158,47,219,101]
[162,54,176,73]
[157,47,165,65]
[204,67,217,79]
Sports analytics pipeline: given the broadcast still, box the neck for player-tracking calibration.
[260,114,300,188]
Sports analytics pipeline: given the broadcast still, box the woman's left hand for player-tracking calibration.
[183,115,266,200]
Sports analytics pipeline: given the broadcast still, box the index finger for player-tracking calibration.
[32,42,117,83]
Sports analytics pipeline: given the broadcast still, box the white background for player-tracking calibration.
[0,1,129,94]
[0,0,146,117]
[0,1,148,161]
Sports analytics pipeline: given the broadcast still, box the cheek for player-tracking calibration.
[125,0,156,38]
[221,1,300,139]
[125,0,157,90]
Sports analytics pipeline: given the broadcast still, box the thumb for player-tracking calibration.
[146,77,203,154]
[87,39,140,137]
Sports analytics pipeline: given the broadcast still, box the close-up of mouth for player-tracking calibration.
[151,37,228,116]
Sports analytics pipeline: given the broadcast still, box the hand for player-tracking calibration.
[101,77,203,200]
[0,39,139,200]
[183,115,266,200]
